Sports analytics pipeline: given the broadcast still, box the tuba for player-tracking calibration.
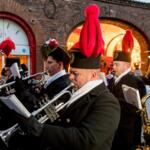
[141,93,150,150]
[136,94,150,150]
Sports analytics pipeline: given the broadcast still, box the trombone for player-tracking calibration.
[0,83,74,147]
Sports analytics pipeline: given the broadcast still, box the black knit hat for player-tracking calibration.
[40,38,70,66]
[5,58,20,67]
[48,47,71,66]
[69,4,104,69]
[113,30,134,63]
[40,38,59,60]
[113,50,131,62]
[70,50,100,69]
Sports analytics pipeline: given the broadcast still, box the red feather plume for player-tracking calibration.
[0,38,15,56]
[122,30,134,53]
[48,38,59,49]
[79,4,104,57]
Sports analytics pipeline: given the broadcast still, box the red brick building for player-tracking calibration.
[0,0,150,74]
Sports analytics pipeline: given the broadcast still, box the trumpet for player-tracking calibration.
[0,71,47,96]
[0,83,74,147]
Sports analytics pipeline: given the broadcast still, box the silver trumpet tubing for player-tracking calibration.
[26,71,48,85]
[0,124,19,147]
[32,83,73,123]
[0,71,47,95]
[0,83,74,147]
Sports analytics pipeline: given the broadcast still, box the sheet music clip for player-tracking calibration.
[10,63,21,79]
[122,84,142,110]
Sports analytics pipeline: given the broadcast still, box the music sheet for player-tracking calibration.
[122,84,142,109]
[10,63,21,79]
[0,94,31,118]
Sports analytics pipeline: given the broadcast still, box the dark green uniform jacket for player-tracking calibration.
[39,82,120,150]
[109,72,146,150]
[43,74,71,99]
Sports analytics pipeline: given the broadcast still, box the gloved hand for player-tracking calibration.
[12,110,43,137]
[19,115,43,137]
[14,77,25,93]
[14,77,40,111]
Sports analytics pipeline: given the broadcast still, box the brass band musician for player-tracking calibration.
[40,45,71,99]
[109,30,146,150]
[14,41,71,111]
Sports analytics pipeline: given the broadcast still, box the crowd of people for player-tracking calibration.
[0,3,149,150]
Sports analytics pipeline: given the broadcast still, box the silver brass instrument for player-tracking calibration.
[135,94,150,150]
[141,93,150,150]
[0,71,47,95]
[0,83,73,147]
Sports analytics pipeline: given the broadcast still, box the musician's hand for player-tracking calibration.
[20,115,43,137]
[15,77,25,93]
[13,112,43,137]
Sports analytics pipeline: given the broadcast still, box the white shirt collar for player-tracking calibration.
[67,79,103,107]
[44,70,67,88]
[115,68,131,84]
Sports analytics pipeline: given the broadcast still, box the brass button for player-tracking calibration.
[58,118,61,122]
[66,118,70,123]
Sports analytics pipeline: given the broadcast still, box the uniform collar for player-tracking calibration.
[115,68,131,84]
[44,70,67,88]
[67,79,103,107]
[89,82,107,96]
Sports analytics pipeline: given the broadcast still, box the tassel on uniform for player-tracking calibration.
[79,4,104,58]
[122,29,134,53]
[0,38,15,56]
